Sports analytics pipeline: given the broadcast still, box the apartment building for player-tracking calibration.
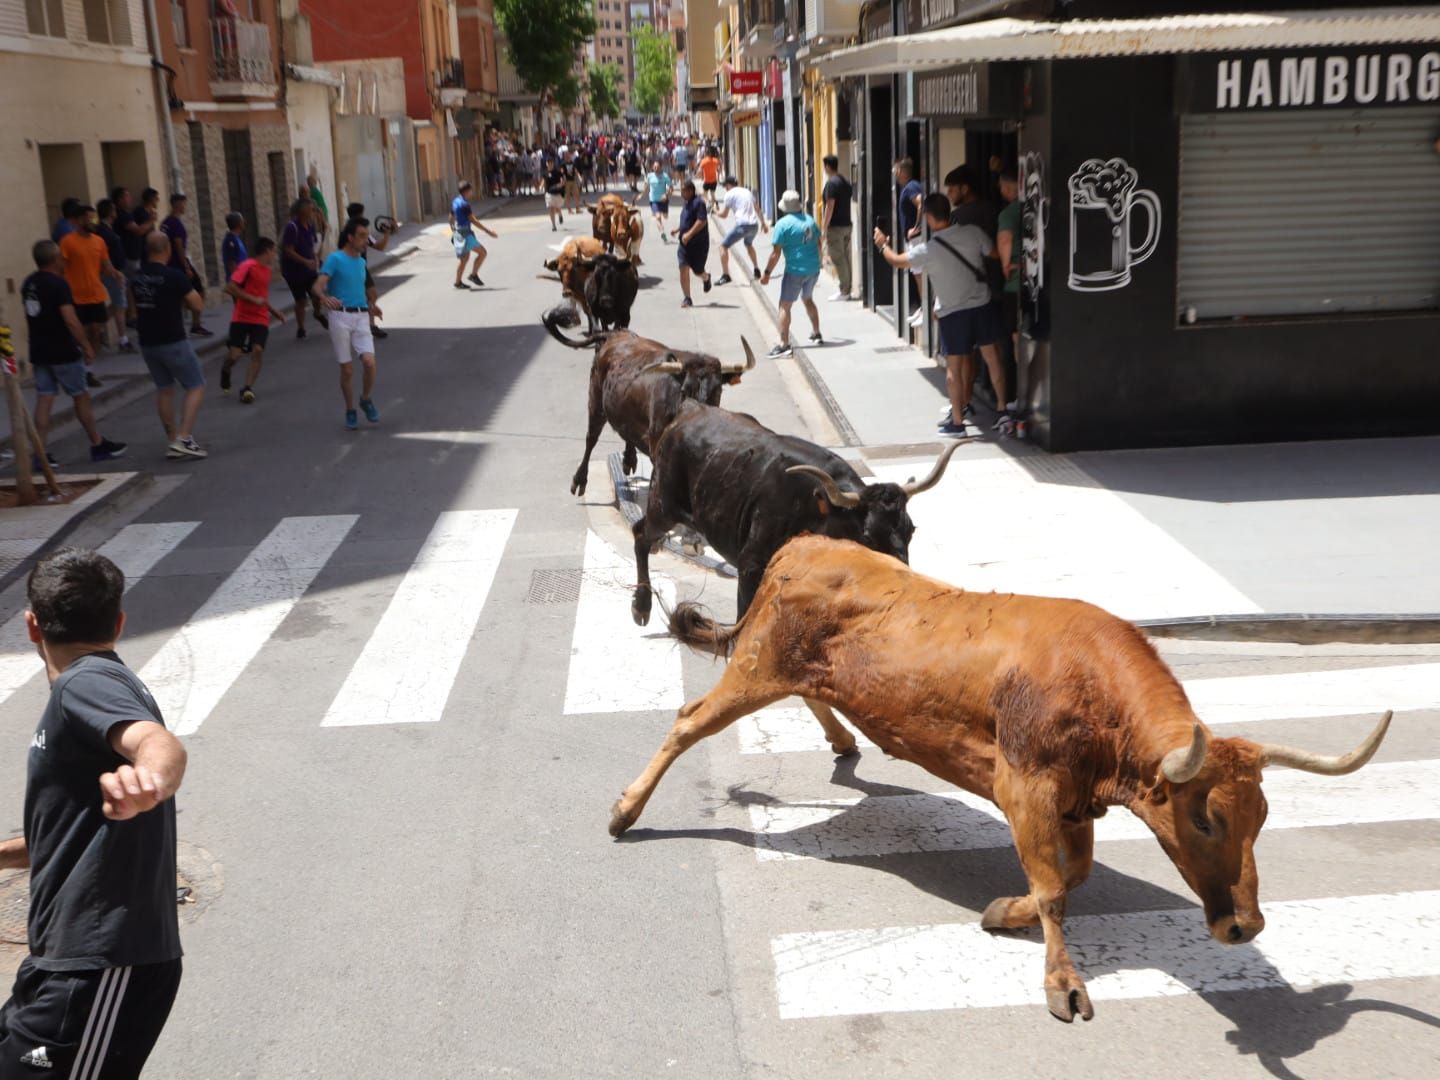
[592,0,632,113]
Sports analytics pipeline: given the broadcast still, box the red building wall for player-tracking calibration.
[301,0,429,120]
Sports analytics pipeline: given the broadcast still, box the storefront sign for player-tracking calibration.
[861,2,893,44]
[1181,47,1440,112]
[732,109,761,128]
[906,0,974,34]
[729,70,763,95]
[915,64,1019,117]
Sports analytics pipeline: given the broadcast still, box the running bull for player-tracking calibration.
[610,535,1394,1023]
[543,236,638,333]
[543,319,755,496]
[629,402,963,626]
[590,193,644,263]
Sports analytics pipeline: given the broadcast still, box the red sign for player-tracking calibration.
[729,70,763,95]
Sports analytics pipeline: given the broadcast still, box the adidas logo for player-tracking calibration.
[19,1045,53,1069]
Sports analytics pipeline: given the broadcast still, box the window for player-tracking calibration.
[26,0,66,38]
[171,0,189,48]
[82,0,133,46]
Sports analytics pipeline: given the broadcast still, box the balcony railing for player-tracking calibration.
[438,58,465,89]
[211,16,274,88]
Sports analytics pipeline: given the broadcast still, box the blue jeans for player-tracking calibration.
[779,272,819,304]
[33,361,89,397]
[141,340,205,391]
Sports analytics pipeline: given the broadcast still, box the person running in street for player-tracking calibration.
[544,162,566,231]
[821,155,855,301]
[133,232,209,459]
[875,192,1010,436]
[282,199,328,340]
[641,162,671,243]
[0,547,186,1079]
[220,237,284,405]
[450,181,499,290]
[59,205,126,385]
[697,147,722,208]
[221,212,248,280]
[562,152,583,214]
[159,194,211,338]
[673,180,713,309]
[21,241,126,465]
[313,217,381,431]
[761,190,823,357]
[714,176,766,285]
[94,199,135,353]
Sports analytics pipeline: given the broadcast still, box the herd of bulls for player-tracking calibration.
[540,209,1395,1025]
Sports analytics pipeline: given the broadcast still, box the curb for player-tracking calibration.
[607,451,736,579]
[0,471,149,595]
[1137,613,1440,645]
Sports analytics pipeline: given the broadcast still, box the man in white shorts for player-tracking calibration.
[313,218,381,430]
[713,176,767,285]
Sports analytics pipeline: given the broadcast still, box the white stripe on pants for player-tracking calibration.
[70,965,131,1080]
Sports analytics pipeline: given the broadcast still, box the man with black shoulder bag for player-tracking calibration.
[874,192,1011,437]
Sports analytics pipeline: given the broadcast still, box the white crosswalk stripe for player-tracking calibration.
[144,515,357,736]
[0,522,198,708]
[563,529,684,715]
[322,510,517,727]
[771,891,1440,1019]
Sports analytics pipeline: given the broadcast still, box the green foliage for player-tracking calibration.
[586,62,623,121]
[495,0,596,101]
[630,23,676,118]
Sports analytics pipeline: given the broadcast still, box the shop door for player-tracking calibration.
[222,128,258,252]
[865,81,894,311]
[966,127,1017,207]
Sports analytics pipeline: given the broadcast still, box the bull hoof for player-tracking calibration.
[632,599,652,627]
[1045,983,1094,1024]
[981,896,1031,931]
[609,798,637,837]
[831,742,861,758]
[571,477,587,497]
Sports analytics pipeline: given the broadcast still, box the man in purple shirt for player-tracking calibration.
[159,194,211,337]
[281,199,328,340]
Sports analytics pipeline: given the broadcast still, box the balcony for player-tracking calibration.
[740,0,784,61]
[210,16,277,98]
[802,0,862,50]
[436,57,467,106]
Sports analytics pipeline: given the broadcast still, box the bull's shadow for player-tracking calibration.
[618,752,1440,1075]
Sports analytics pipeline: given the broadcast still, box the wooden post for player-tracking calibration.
[0,319,38,506]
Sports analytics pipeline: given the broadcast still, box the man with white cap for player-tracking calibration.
[760,190,822,357]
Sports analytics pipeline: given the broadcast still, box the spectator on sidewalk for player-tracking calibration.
[113,187,146,326]
[673,179,713,309]
[220,237,285,405]
[21,241,126,464]
[59,206,125,384]
[945,164,999,238]
[282,199,327,340]
[894,158,925,327]
[995,169,1022,403]
[94,200,134,354]
[50,198,81,244]
[221,213,248,281]
[159,195,212,338]
[821,155,854,302]
[761,190,823,358]
[133,232,208,459]
[714,176,767,285]
[314,217,382,431]
[874,193,1010,437]
[0,548,187,1078]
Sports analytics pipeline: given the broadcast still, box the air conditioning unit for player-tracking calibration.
[805,0,862,42]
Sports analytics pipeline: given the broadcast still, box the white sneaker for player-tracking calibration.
[827,291,849,302]
[908,309,925,327]
[167,436,208,459]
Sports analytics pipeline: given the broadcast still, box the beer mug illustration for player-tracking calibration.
[1066,157,1161,292]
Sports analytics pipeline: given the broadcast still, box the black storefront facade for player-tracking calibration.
[821,7,1440,452]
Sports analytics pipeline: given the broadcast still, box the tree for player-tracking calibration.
[631,23,676,119]
[586,62,623,122]
[494,0,595,102]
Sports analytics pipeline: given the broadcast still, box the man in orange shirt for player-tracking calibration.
[698,147,722,209]
[58,207,124,386]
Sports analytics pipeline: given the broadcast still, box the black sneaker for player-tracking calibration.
[766,342,792,358]
[454,281,470,290]
[85,372,102,389]
[702,275,712,294]
[90,438,126,462]
[372,327,388,339]
[715,274,732,286]
[220,367,232,393]
[297,327,308,340]
[468,274,484,286]
[190,325,214,338]
[808,332,823,344]
[239,386,255,405]
[753,267,761,280]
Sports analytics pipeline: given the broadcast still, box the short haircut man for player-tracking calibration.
[32,239,59,268]
[823,154,839,172]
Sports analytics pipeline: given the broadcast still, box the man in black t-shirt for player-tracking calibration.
[544,164,566,231]
[133,233,209,459]
[0,548,187,1078]
[21,241,126,465]
[820,154,855,301]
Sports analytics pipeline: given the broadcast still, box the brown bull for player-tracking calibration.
[609,535,1393,1023]
[591,194,643,264]
[544,236,606,303]
[542,313,756,495]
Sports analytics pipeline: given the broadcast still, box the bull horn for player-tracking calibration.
[721,336,758,375]
[576,256,596,269]
[1259,710,1393,775]
[786,465,862,509]
[1160,722,1209,784]
[899,440,970,497]
[641,352,683,375]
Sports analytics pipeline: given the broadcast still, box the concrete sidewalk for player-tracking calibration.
[712,215,1440,623]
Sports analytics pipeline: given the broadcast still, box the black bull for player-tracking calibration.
[630,401,968,625]
[543,316,757,496]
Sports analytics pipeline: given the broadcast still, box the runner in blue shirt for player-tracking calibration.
[637,163,671,243]
[313,218,382,431]
[761,190,824,356]
[448,181,499,290]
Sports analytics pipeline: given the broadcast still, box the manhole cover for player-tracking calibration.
[527,568,585,604]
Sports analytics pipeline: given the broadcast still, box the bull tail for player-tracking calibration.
[668,601,744,660]
[542,304,605,349]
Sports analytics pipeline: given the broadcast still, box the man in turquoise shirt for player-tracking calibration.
[761,190,823,357]
[637,163,671,243]
[313,218,382,431]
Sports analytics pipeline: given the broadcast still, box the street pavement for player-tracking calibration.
[0,191,1437,1078]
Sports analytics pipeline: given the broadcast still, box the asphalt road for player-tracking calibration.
[1,193,1437,1079]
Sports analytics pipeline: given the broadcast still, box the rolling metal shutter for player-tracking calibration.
[1177,107,1440,320]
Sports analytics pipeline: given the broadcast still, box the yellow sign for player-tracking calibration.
[733,109,761,127]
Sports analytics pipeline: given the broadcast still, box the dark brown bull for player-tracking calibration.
[610,535,1394,1023]
[543,314,755,495]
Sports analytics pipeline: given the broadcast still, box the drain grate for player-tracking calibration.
[527,568,586,604]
